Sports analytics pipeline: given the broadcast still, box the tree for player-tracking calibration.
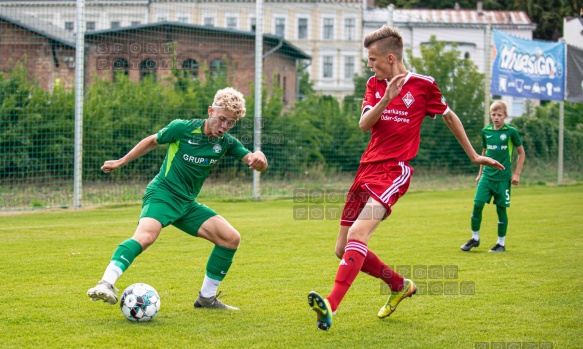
[406,36,485,173]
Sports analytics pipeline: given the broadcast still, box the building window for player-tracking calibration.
[111,21,120,29]
[323,18,334,40]
[250,17,256,32]
[86,21,95,31]
[344,56,355,79]
[178,17,189,24]
[282,76,288,105]
[131,21,141,26]
[323,56,333,78]
[297,18,308,40]
[464,52,470,59]
[210,59,226,77]
[344,18,355,40]
[226,17,237,29]
[65,22,74,32]
[112,58,129,82]
[156,13,168,22]
[140,59,157,81]
[204,17,215,27]
[182,59,199,80]
[275,17,285,37]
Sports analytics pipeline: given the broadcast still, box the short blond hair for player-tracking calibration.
[490,100,508,116]
[363,25,404,61]
[213,87,246,119]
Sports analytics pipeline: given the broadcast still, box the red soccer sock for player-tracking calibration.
[326,240,367,312]
[360,249,405,292]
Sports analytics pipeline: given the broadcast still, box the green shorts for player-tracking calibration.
[140,189,217,236]
[474,177,511,207]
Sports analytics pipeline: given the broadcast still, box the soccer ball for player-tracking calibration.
[120,283,161,322]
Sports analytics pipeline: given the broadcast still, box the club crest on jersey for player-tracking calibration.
[500,134,507,141]
[213,143,222,153]
[402,91,414,108]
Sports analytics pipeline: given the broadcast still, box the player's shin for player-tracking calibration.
[201,245,237,297]
[327,240,367,311]
[105,238,143,285]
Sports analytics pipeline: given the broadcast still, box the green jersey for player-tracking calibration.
[481,123,523,181]
[146,119,250,200]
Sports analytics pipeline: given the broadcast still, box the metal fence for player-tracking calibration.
[1,1,580,211]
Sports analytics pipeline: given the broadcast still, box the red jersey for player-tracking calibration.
[360,72,450,164]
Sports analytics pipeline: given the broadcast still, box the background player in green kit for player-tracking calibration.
[461,100,525,252]
[87,87,268,310]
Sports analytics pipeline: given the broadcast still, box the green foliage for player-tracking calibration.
[511,101,583,173]
[0,64,75,181]
[406,36,485,173]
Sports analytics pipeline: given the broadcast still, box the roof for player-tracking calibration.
[0,6,75,46]
[365,8,537,30]
[0,9,310,60]
[86,22,311,60]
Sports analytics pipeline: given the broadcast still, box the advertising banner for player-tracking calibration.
[491,29,565,101]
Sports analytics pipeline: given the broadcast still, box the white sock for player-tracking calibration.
[497,236,506,246]
[200,275,221,298]
[101,263,122,286]
[472,231,480,241]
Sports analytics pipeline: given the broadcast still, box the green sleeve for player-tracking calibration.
[225,134,251,160]
[511,128,523,147]
[156,119,187,145]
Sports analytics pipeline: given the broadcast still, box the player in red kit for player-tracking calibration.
[307,25,504,331]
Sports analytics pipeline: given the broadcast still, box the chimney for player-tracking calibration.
[477,1,483,14]
[455,2,460,11]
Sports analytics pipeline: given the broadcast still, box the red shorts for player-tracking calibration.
[340,161,414,226]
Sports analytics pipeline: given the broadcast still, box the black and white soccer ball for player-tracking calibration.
[120,283,160,322]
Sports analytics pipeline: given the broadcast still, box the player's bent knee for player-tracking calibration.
[224,230,241,249]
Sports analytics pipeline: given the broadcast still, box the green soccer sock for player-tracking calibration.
[110,238,143,272]
[471,201,485,233]
[496,205,508,238]
[205,245,237,281]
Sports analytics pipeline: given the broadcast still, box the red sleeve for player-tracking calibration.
[361,76,377,115]
[425,80,449,117]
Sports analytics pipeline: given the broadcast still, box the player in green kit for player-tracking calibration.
[461,100,525,252]
[87,87,268,310]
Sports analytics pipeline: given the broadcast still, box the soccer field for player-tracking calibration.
[1,185,581,349]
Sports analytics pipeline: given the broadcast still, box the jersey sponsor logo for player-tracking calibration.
[375,92,381,99]
[183,154,217,165]
[402,91,414,107]
[487,144,508,150]
[213,144,222,153]
[486,135,493,138]
[381,114,410,123]
[188,139,200,145]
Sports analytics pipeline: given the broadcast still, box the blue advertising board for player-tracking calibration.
[491,29,565,101]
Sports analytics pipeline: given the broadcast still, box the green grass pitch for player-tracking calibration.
[0,184,581,348]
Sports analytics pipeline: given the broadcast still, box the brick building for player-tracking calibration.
[0,8,310,104]
[0,7,76,91]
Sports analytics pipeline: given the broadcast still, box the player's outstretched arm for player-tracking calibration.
[442,110,505,170]
[242,151,268,172]
[101,134,159,174]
